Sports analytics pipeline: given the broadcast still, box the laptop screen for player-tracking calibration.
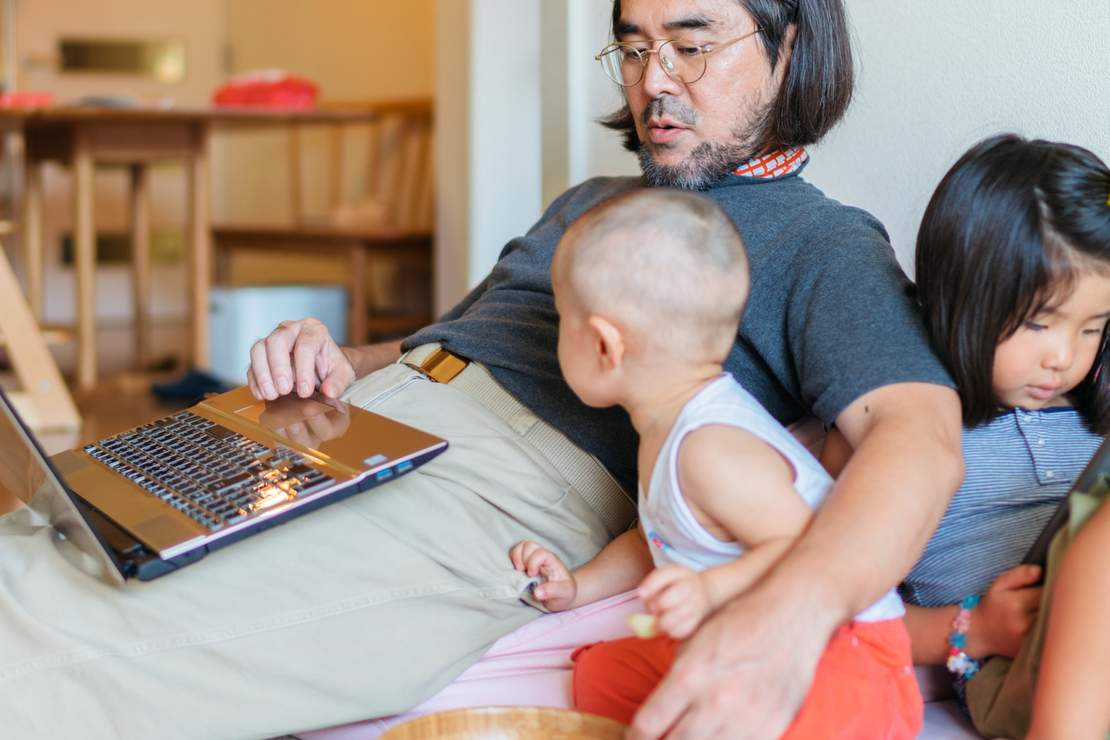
[0,390,126,584]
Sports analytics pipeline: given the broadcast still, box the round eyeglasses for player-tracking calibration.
[594,28,763,87]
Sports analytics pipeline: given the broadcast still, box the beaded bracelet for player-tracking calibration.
[946,594,982,679]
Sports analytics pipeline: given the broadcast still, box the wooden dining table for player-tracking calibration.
[0,104,395,391]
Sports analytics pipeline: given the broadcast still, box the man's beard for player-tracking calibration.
[636,98,770,190]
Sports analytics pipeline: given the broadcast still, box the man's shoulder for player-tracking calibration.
[711,175,889,243]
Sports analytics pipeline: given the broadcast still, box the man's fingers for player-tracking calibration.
[320,359,355,399]
[249,340,280,400]
[246,366,262,399]
[292,333,325,398]
[262,322,302,396]
[629,662,695,739]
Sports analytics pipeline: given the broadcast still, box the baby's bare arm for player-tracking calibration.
[677,426,813,608]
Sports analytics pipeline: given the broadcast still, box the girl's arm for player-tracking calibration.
[903,564,1043,664]
[1028,501,1110,740]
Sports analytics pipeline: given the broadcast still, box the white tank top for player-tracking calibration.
[638,375,904,623]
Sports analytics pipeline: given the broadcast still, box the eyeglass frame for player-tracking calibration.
[594,27,764,87]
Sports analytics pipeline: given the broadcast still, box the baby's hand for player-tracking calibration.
[509,540,578,612]
[972,563,1043,658]
[638,564,711,639]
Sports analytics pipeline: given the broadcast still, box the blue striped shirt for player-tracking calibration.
[901,407,1102,608]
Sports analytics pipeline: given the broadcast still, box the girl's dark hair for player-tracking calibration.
[600,0,854,155]
[915,134,1110,432]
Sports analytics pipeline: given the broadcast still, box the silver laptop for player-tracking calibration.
[0,386,447,583]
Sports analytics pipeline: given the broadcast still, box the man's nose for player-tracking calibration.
[641,49,684,99]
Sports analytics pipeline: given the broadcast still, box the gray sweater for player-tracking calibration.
[406,166,952,492]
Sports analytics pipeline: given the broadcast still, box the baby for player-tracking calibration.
[509,188,922,737]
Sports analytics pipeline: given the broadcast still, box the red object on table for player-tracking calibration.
[212,71,318,109]
[0,92,55,108]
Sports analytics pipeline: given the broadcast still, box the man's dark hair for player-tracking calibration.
[600,0,855,155]
[915,134,1110,432]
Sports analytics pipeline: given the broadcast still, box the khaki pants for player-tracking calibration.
[0,357,634,739]
[967,483,1110,739]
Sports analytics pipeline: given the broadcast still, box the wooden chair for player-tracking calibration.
[0,230,80,431]
[212,99,434,344]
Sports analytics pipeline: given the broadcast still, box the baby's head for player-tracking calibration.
[915,134,1110,430]
[552,188,749,407]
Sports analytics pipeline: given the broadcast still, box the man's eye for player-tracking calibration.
[673,45,704,57]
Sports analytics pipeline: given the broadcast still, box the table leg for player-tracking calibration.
[72,131,96,390]
[186,123,211,370]
[22,158,44,320]
[129,163,151,369]
[349,244,367,345]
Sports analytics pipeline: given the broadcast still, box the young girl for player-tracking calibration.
[829,134,1110,739]
[511,187,922,738]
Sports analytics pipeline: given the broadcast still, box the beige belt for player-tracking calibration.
[401,343,636,537]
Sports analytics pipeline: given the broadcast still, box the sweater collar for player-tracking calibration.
[732,147,808,180]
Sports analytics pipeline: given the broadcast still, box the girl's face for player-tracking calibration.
[994,269,1110,410]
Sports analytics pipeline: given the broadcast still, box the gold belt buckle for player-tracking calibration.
[413,347,468,384]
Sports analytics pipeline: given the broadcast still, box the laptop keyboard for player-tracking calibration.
[83,411,335,532]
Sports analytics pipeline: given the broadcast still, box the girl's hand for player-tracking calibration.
[509,540,577,611]
[638,565,711,639]
[970,564,1043,658]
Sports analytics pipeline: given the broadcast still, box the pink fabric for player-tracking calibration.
[301,591,644,739]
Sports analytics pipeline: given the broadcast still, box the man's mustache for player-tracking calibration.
[641,98,698,127]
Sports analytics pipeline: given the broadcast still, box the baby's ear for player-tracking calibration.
[587,315,625,371]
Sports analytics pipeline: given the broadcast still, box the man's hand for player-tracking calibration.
[509,540,578,612]
[630,581,830,740]
[247,318,355,400]
[969,564,1042,659]
[638,565,711,640]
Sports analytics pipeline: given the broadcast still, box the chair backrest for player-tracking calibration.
[288,99,434,232]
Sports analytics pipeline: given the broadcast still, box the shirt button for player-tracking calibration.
[1045,470,1055,479]
[1037,438,1046,446]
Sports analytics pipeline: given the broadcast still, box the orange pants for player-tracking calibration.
[571,617,923,738]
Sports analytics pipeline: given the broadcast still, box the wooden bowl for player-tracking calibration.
[380,706,627,739]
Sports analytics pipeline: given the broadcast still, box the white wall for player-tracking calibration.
[434,0,543,311]
[806,1,1110,273]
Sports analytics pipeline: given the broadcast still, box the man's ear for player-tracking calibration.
[587,315,625,371]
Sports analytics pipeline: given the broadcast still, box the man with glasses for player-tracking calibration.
[1,1,961,738]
